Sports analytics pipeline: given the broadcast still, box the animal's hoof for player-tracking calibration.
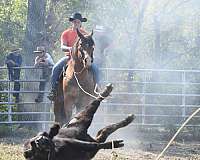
[113,140,124,148]
[100,140,124,149]
[99,83,113,98]
[126,114,135,124]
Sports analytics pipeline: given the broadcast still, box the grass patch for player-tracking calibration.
[0,143,24,160]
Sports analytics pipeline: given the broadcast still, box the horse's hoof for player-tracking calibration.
[106,83,113,89]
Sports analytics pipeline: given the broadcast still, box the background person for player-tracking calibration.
[92,25,114,85]
[93,25,114,67]
[5,48,22,103]
[34,46,54,103]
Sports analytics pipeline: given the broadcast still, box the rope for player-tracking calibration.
[110,140,118,160]
[155,107,200,160]
[74,67,85,75]
[73,72,106,99]
[94,84,99,95]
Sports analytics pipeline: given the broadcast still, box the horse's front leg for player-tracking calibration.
[54,81,66,126]
[54,98,65,125]
[63,84,78,123]
[63,95,76,123]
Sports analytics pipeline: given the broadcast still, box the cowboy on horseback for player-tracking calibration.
[48,13,98,101]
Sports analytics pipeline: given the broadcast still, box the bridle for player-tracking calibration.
[73,37,94,75]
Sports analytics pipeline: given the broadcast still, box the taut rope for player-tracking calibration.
[73,67,85,75]
[73,72,105,99]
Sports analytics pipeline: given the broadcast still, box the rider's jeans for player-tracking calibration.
[50,56,100,89]
[51,56,69,89]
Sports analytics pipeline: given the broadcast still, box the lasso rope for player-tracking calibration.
[94,84,99,95]
[110,140,118,160]
[73,67,85,75]
[73,72,105,99]
[155,107,200,160]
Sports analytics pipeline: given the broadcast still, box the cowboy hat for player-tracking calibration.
[69,12,87,22]
[11,48,22,53]
[9,44,22,53]
[33,46,46,53]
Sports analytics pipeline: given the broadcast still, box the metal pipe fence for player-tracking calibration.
[0,66,200,127]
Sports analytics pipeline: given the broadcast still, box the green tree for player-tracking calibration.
[0,0,27,65]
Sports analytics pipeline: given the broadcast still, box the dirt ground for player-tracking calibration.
[1,138,200,160]
[1,127,200,160]
[93,141,200,160]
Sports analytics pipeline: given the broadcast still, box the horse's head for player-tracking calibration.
[74,29,95,69]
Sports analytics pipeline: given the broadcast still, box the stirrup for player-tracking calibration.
[47,90,57,101]
[47,94,55,101]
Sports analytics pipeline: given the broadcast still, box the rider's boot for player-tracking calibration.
[47,88,57,101]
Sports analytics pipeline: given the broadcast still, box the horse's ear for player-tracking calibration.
[90,30,93,36]
[77,29,85,40]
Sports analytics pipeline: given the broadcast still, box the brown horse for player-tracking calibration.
[54,29,97,125]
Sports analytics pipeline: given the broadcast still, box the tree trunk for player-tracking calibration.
[128,0,149,83]
[130,0,149,68]
[153,14,161,69]
[21,0,48,129]
[23,0,47,65]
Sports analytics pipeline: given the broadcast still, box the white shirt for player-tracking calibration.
[34,53,54,67]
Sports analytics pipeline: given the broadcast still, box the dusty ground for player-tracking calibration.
[1,138,200,160]
[93,139,200,160]
[1,127,200,160]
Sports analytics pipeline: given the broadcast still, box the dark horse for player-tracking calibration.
[54,29,97,125]
[24,84,135,160]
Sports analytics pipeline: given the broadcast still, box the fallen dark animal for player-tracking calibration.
[23,84,135,160]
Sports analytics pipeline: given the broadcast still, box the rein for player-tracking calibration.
[73,66,86,75]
